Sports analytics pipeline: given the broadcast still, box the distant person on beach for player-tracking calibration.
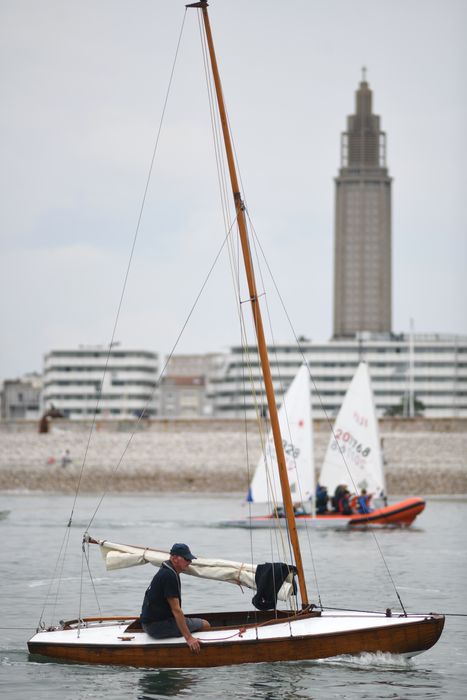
[60,449,71,468]
[140,543,210,653]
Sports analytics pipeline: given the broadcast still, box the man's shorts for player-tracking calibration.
[142,617,204,639]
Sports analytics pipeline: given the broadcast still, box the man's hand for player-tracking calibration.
[186,634,201,653]
[168,598,203,653]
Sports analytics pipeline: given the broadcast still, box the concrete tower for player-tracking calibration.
[333,70,392,337]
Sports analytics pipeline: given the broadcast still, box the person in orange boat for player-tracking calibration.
[338,488,353,515]
[332,484,347,512]
[140,543,210,653]
[315,483,329,514]
[356,488,373,514]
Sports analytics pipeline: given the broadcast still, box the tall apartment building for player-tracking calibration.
[208,335,467,419]
[334,72,392,337]
[43,346,159,419]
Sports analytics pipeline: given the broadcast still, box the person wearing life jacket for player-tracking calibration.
[338,489,353,515]
[332,484,347,512]
[356,488,373,514]
[315,483,329,514]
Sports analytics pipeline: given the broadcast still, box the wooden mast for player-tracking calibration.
[188,1,309,606]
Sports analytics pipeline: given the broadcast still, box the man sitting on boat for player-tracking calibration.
[140,543,210,653]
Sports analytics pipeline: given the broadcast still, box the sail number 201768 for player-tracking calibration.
[331,428,371,458]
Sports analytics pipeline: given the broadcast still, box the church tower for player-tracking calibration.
[333,71,392,337]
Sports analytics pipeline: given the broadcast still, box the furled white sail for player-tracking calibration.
[94,538,296,602]
[248,364,314,504]
[319,362,385,498]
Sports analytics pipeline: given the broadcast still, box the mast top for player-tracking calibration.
[186,1,209,8]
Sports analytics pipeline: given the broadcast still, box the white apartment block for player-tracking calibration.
[43,346,159,419]
[208,334,467,419]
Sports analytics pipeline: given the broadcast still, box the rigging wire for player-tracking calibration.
[37,525,72,629]
[39,8,189,624]
[197,12,233,240]
[83,537,102,616]
[197,8,293,580]
[220,103,303,586]
[226,117,320,601]
[195,13,303,596]
[84,216,239,532]
[77,544,86,638]
[69,8,189,530]
[247,219,324,607]
[260,289,319,603]
[198,13,300,596]
[83,6,242,533]
[246,214,410,614]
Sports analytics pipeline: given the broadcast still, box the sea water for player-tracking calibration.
[0,493,466,699]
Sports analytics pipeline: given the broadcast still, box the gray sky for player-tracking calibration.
[1,0,466,380]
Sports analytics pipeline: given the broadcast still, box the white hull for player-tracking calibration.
[219,516,351,529]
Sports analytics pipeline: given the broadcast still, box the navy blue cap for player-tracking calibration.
[170,543,196,561]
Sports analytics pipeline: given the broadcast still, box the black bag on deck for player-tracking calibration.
[252,562,298,611]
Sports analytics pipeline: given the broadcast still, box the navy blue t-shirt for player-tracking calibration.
[141,561,181,623]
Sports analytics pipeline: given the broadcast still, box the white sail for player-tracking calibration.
[248,364,314,504]
[319,362,385,498]
[96,539,295,602]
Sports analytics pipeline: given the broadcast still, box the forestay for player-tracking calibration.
[95,538,296,602]
[319,362,385,497]
[248,364,314,504]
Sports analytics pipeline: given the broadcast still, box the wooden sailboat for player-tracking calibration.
[224,362,425,528]
[28,1,444,666]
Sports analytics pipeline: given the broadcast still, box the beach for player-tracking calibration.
[0,418,466,495]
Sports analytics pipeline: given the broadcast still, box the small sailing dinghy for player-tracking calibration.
[227,362,425,528]
[28,1,443,667]
[247,364,314,508]
[318,361,425,526]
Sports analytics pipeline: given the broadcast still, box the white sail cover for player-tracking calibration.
[95,539,295,602]
[319,362,386,498]
[248,364,314,504]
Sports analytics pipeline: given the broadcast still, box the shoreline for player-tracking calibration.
[0,464,466,495]
[1,489,466,501]
[1,418,466,495]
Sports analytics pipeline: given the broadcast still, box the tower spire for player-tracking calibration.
[333,77,392,338]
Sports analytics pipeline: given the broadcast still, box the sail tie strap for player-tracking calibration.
[234,563,246,593]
